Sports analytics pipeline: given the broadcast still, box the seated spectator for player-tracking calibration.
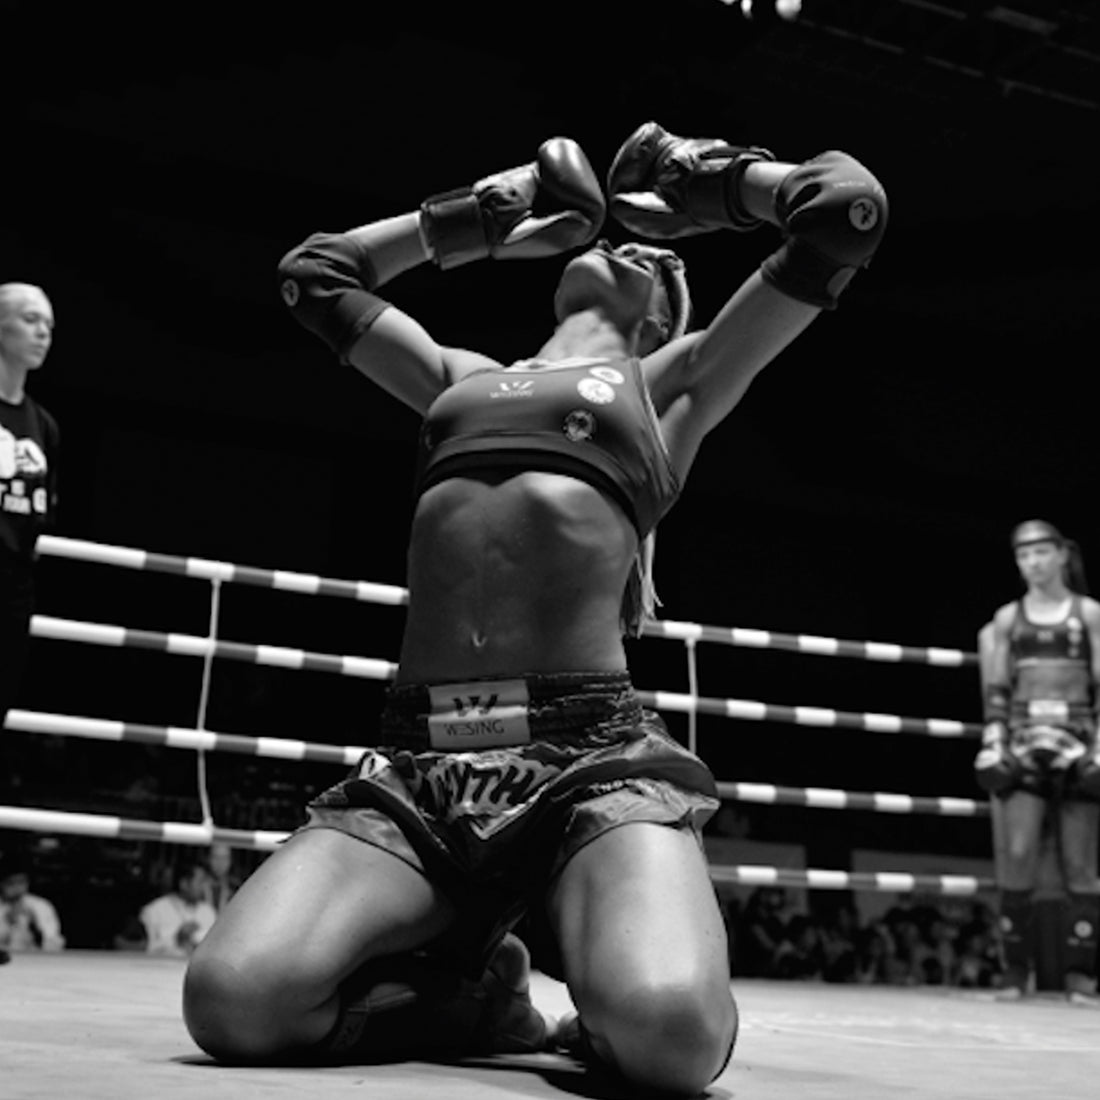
[955,925,1001,989]
[734,886,789,978]
[773,914,825,980]
[0,857,65,953]
[203,842,241,914]
[139,862,217,957]
[854,920,897,985]
[918,911,959,986]
[888,915,932,985]
[819,902,860,983]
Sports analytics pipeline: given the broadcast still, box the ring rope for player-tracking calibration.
[29,614,399,680]
[709,864,994,895]
[36,535,976,666]
[645,619,977,667]
[4,709,366,767]
[0,805,287,852]
[3,709,986,817]
[27,615,980,738]
[636,690,979,738]
[0,805,996,894]
[715,781,989,818]
[35,534,410,606]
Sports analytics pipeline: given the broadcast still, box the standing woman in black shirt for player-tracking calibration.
[0,283,59,735]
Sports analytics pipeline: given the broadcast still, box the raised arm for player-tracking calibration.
[604,121,888,475]
[276,139,606,414]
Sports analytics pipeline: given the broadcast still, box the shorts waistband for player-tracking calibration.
[379,671,642,750]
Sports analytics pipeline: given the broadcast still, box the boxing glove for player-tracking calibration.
[760,151,888,309]
[1072,733,1100,799]
[1015,724,1086,772]
[973,721,1021,794]
[421,138,605,270]
[607,121,775,239]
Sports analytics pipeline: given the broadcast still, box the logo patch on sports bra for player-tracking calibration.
[563,410,596,442]
[577,378,615,405]
[589,366,625,385]
[1068,616,1084,657]
[427,679,532,749]
[491,380,535,398]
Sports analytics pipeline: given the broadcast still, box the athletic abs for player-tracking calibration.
[397,471,636,681]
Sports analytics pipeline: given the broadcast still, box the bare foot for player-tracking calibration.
[475,933,558,1053]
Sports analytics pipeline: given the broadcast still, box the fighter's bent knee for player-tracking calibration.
[588,983,738,1095]
[183,954,291,1063]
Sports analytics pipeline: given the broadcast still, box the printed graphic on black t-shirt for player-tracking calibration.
[0,396,57,561]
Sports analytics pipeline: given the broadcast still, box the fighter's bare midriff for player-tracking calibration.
[397,471,638,682]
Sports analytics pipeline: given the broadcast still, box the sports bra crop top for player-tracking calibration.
[414,356,680,537]
[1009,595,1092,668]
[1007,595,1094,718]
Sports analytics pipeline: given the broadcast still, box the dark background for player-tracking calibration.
[3,0,1098,938]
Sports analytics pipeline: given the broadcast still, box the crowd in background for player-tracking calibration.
[1,842,242,961]
[722,886,1005,988]
[6,843,1009,989]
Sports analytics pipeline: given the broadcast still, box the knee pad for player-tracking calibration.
[277,232,391,361]
[761,151,888,309]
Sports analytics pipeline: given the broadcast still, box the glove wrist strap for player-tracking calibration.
[421,188,489,271]
[683,166,739,230]
[687,150,773,231]
[983,684,1012,725]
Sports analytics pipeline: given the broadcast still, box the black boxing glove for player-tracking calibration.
[607,121,775,239]
[973,721,1021,795]
[1074,731,1100,799]
[421,138,605,270]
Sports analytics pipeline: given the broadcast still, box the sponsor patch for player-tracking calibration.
[427,678,531,749]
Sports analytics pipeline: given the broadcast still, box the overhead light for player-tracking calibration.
[732,0,802,19]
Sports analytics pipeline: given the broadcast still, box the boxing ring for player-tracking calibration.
[2,535,1098,1100]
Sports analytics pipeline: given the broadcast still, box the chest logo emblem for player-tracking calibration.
[589,366,625,385]
[577,378,615,405]
[492,380,535,398]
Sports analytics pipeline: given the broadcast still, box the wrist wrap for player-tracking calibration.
[983,683,1011,725]
[420,189,489,270]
